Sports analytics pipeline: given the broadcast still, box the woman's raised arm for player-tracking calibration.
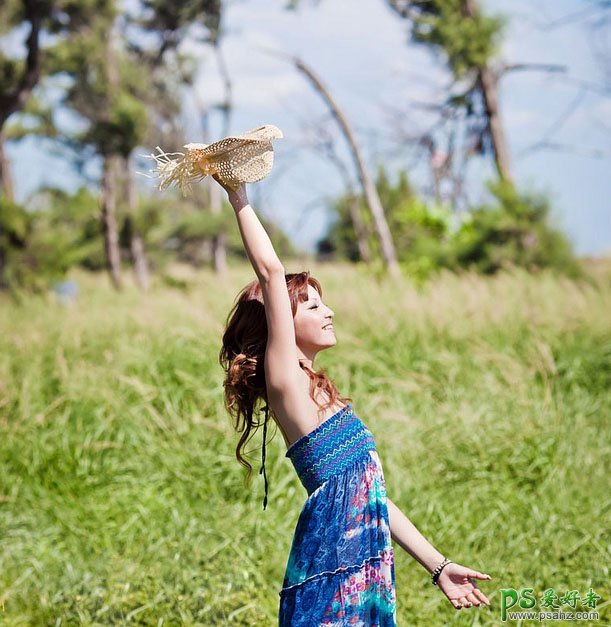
[215,178,284,282]
[214,178,306,399]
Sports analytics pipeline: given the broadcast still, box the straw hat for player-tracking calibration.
[147,124,283,194]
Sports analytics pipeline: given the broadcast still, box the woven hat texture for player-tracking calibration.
[147,124,283,194]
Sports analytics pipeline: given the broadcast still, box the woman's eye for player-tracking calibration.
[309,305,319,309]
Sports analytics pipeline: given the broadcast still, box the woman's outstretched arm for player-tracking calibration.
[387,497,445,573]
[386,496,493,610]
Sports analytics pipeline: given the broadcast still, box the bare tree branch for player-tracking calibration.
[537,1,611,31]
[520,140,611,160]
[501,62,567,75]
[516,88,588,160]
[258,45,399,274]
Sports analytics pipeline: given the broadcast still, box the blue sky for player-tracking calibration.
[7,0,611,256]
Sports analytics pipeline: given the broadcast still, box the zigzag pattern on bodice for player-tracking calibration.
[286,405,377,494]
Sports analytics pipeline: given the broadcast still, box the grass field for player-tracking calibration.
[0,262,609,626]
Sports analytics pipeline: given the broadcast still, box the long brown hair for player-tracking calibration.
[219,271,352,480]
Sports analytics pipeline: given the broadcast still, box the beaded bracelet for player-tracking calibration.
[431,558,452,585]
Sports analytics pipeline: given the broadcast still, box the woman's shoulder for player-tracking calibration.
[268,385,346,450]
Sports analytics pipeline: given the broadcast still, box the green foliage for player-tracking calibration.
[6,1,188,159]
[319,167,454,279]
[0,0,117,129]
[49,14,152,158]
[0,55,22,98]
[154,193,298,267]
[317,196,360,263]
[4,96,57,140]
[138,0,222,45]
[85,91,149,157]
[0,182,301,292]
[0,192,94,292]
[0,196,29,243]
[408,0,505,76]
[320,170,580,279]
[453,181,581,276]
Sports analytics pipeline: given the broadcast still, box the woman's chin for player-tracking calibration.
[308,336,337,353]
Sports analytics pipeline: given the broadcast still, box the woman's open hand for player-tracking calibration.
[211,174,248,209]
[436,562,492,610]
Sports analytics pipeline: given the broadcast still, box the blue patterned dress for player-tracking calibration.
[278,404,397,626]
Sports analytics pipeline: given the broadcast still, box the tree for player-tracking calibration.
[320,168,580,278]
[47,0,223,290]
[128,0,226,274]
[0,0,126,290]
[273,54,400,276]
[0,188,98,292]
[388,0,512,183]
[45,2,150,290]
[320,166,453,278]
[452,180,581,276]
[0,0,104,199]
[0,0,42,139]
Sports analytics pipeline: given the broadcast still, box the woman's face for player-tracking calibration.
[294,284,336,353]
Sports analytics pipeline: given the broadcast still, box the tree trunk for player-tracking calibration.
[195,43,232,276]
[208,117,227,274]
[99,26,122,290]
[293,57,400,276]
[124,154,150,291]
[129,228,150,292]
[478,64,513,183]
[210,181,227,275]
[315,137,372,266]
[0,247,6,290]
[213,233,227,274]
[347,194,371,263]
[198,105,227,275]
[463,0,513,183]
[101,155,122,290]
[0,0,41,130]
[211,42,231,275]
[0,131,15,202]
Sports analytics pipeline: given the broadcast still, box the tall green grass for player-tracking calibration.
[0,263,609,625]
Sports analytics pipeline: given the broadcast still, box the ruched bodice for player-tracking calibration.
[285,404,376,495]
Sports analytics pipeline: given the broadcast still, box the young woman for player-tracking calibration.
[216,177,493,625]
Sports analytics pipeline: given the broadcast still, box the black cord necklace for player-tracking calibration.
[259,404,269,510]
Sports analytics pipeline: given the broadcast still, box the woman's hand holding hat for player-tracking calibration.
[212,174,248,210]
[145,124,283,195]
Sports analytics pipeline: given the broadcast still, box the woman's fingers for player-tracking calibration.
[451,587,491,610]
[466,592,481,606]
[472,587,491,605]
[467,570,491,580]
